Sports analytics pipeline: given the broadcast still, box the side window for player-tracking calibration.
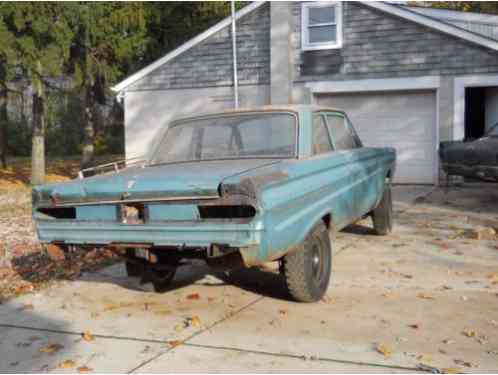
[326,114,357,150]
[312,114,333,155]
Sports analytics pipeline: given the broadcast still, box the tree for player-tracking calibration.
[67,3,148,168]
[415,2,498,15]
[0,12,17,169]
[0,3,73,184]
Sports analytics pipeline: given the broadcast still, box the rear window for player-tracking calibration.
[150,113,297,165]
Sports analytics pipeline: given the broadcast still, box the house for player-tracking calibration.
[112,1,498,184]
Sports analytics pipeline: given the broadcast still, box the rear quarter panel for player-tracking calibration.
[257,146,394,261]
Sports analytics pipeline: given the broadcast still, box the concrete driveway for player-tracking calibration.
[1,185,497,373]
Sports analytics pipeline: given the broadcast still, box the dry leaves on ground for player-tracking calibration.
[462,328,476,338]
[375,343,392,359]
[186,293,200,300]
[167,340,183,348]
[39,343,64,353]
[77,366,93,373]
[82,330,95,342]
[58,359,76,369]
[417,292,435,300]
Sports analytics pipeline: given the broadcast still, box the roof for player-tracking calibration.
[402,5,498,41]
[112,1,498,93]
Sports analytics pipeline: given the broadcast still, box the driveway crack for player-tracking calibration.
[127,295,265,373]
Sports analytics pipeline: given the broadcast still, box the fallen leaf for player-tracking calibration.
[375,343,392,359]
[174,324,184,332]
[417,354,432,362]
[417,292,435,300]
[59,359,76,369]
[167,340,183,348]
[77,366,93,373]
[454,359,474,368]
[39,343,64,353]
[20,303,34,311]
[189,315,201,328]
[81,330,95,342]
[186,293,200,300]
[441,368,460,374]
[462,329,476,338]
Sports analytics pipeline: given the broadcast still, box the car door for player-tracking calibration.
[324,112,379,220]
[311,112,356,228]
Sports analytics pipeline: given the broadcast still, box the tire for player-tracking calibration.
[125,249,144,277]
[150,268,176,293]
[282,222,332,302]
[372,185,393,235]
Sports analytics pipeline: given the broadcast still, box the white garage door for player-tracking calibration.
[316,90,436,184]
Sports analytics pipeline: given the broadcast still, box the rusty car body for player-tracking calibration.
[32,105,396,301]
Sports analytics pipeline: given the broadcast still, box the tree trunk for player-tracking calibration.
[81,85,95,169]
[0,87,7,169]
[31,90,46,185]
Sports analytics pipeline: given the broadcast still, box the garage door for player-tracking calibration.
[316,90,436,184]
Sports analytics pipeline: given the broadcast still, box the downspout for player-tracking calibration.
[231,1,239,108]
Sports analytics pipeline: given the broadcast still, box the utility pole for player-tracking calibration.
[231,1,239,108]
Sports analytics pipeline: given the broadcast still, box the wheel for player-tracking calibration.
[282,222,332,302]
[125,249,144,277]
[372,185,393,235]
[150,268,176,293]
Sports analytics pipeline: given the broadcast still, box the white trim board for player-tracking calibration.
[306,76,441,94]
[111,2,266,93]
[453,75,498,141]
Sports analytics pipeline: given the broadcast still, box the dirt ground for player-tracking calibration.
[0,183,497,373]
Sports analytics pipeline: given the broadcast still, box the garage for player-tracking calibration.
[315,90,437,184]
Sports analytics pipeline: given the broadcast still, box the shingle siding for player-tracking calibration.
[128,4,270,91]
[293,2,498,82]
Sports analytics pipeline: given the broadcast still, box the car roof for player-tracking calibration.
[171,105,345,123]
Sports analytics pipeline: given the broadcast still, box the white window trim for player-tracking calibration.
[301,2,343,51]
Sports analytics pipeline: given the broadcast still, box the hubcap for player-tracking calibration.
[311,243,323,283]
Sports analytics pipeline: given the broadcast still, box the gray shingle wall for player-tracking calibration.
[292,2,498,82]
[128,4,270,91]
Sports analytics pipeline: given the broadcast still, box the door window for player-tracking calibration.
[326,114,358,150]
[312,114,333,154]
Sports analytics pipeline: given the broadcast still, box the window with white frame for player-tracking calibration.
[301,2,343,51]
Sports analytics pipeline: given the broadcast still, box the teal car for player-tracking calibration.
[32,105,396,302]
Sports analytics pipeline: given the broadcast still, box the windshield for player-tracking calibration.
[487,122,498,137]
[150,112,297,165]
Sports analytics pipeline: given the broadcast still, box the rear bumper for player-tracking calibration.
[441,163,498,179]
[35,219,266,266]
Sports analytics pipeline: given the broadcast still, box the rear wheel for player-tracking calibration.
[282,222,332,302]
[372,185,393,235]
[150,268,176,293]
[125,249,144,277]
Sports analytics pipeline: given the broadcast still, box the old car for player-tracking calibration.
[440,122,498,182]
[32,105,396,302]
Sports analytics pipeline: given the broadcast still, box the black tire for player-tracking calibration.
[125,249,144,277]
[372,185,393,235]
[150,268,176,293]
[282,222,332,302]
